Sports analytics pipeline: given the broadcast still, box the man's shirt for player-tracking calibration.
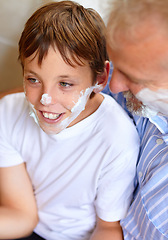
[103,83,168,239]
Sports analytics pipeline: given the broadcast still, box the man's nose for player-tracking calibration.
[109,69,129,93]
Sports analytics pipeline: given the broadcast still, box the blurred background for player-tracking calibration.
[0,0,111,93]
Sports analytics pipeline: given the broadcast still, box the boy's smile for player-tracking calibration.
[23,47,102,134]
[40,110,64,122]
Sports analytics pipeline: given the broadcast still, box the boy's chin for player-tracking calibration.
[39,123,65,135]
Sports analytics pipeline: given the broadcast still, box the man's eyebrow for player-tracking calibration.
[117,67,149,84]
[117,68,138,82]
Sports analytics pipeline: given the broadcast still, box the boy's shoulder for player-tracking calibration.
[0,91,26,104]
[0,92,29,125]
[99,93,139,143]
[100,93,135,125]
[0,91,25,103]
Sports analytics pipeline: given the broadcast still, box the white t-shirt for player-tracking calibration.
[0,93,139,240]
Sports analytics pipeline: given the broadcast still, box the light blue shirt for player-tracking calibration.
[103,82,168,239]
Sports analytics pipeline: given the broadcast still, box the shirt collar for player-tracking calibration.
[149,115,168,144]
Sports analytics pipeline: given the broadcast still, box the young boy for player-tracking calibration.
[0,1,139,239]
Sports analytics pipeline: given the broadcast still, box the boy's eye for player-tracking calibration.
[27,78,39,84]
[60,82,73,87]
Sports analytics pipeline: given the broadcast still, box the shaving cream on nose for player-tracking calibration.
[136,88,168,116]
[40,93,52,105]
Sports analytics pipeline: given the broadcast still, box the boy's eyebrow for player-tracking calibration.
[24,70,77,80]
[24,70,39,77]
[58,75,71,78]
[57,75,79,81]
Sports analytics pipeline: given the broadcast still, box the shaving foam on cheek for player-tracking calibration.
[28,103,39,125]
[40,93,52,105]
[23,84,39,124]
[59,83,100,130]
[92,82,104,93]
[136,88,168,116]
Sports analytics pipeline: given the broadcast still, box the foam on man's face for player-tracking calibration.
[123,91,158,118]
[136,88,168,117]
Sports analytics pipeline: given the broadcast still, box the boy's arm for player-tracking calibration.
[90,217,123,240]
[0,163,38,239]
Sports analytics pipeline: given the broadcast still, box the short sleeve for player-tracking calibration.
[0,94,24,167]
[95,146,139,222]
[0,134,23,167]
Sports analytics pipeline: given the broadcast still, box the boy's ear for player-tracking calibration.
[93,61,110,93]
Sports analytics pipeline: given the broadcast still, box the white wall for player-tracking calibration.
[0,0,111,92]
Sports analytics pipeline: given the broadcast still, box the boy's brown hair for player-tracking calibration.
[18,1,108,81]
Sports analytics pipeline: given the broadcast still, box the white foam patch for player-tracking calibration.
[136,88,168,117]
[40,93,52,105]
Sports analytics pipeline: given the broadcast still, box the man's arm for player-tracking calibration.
[90,217,123,240]
[0,163,38,239]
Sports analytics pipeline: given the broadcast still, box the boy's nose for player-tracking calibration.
[109,69,129,93]
[40,85,60,106]
[40,91,66,112]
[40,93,52,105]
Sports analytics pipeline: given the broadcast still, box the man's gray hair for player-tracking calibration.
[106,0,168,47]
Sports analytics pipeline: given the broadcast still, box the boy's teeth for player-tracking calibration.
[43,112,60,119]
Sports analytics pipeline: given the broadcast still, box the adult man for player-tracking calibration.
[105,0,168,239]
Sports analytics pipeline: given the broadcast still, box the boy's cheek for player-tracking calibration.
[24,88,40,106]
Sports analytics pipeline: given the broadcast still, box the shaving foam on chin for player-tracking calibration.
[136,88,168,117]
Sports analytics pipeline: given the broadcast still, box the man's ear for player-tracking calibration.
[93,61,110,93]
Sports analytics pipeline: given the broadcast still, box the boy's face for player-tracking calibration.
[23,47,97,134]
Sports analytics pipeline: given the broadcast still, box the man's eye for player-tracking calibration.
[27,78,39,84]
[60,82,72,87]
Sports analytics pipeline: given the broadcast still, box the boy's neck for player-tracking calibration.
[69,93,104,127]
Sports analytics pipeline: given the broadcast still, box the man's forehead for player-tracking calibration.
[116,19,164,44]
